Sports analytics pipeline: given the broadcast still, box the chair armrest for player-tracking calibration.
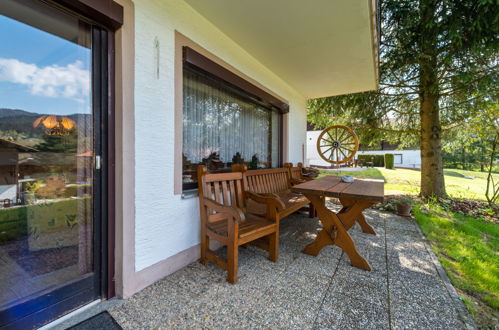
[245,191,285,211]
[203,198,245,223]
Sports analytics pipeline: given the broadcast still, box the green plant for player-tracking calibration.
[25,181,42,195]
[358,154,384,167]
[393,195,414,206]
[384,153,394,169]
[249,154,259,169]
[231,152,245,164]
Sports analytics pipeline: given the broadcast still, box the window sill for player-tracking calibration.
[181,189,198,199]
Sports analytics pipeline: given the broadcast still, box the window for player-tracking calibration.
[182,65,282,190]
[394,154,403,164]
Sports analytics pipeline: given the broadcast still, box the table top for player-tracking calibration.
[291,175,384,202]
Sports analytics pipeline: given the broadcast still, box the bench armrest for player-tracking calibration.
[245,191,285,212]
[203,198,245,223]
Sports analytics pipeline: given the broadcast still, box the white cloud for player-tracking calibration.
[0,58,90,102]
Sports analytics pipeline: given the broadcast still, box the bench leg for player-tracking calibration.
[200,234,208,265]
[227,240,239,284]
[268,232,279,262]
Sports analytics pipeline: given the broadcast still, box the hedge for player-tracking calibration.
[358,154,385,167]
[0,206,28,242]
[0,199,80,243]
[384,153,395,169]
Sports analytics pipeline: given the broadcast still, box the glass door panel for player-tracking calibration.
[0,0,101,325]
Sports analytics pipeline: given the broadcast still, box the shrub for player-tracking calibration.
[384,153,394,169]
[358,154,384,167]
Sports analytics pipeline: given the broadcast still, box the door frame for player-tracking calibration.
[0,1,122,328]
[52,0,123,302]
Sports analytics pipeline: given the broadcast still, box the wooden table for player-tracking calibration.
[292,176,384,271]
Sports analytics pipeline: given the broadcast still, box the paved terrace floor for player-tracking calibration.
[108,204,473,329]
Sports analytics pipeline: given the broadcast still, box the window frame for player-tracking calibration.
[174,34,289,196]
[0,0,120,328]
[394,153,403,165]
[181,62,284,191]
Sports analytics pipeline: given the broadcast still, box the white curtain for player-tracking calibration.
[183,68,280,169]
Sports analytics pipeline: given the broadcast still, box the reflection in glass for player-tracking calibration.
[0,0,93,311]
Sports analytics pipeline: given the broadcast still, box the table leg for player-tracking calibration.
[339,198,376,235]
[303,194,371,271]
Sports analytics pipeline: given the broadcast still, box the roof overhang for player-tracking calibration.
[184,0,379,99]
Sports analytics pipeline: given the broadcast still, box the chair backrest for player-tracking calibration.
[284,162,304,181]
[198,165,245,222]
[232,164,290,194]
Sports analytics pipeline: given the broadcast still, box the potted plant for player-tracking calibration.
[393,196,414,217]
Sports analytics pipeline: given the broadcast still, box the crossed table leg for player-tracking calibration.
[302,194,376,271]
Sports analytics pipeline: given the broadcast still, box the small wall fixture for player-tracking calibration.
[154,37,160,79]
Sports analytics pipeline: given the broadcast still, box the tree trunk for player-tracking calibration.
[462,147,466,170]
[420,93,446,197]
[419,0,446,198]
[480,145,485,172]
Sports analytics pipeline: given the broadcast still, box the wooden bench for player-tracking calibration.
[284,162,314,185]
[232,164,313,221]
[197,165,281,283]
[284,162,316,216]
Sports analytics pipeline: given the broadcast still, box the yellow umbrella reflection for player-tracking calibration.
[33,115,76,136]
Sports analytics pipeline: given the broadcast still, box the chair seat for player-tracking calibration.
[246,189,310,218]
[208,213,276,239]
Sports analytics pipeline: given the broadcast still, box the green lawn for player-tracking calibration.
[319,167,497,200]
[414,204,498,328]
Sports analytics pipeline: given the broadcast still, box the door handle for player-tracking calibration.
[95,155,102,170]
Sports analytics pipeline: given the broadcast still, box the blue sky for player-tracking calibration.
[0,15,91,115]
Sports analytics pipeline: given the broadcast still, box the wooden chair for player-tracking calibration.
[232,164,313,221]
[197,165,281,283]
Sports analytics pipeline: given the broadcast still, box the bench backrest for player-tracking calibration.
[232,164,290,194]
[197,165,245,223]
[284,162,304,181]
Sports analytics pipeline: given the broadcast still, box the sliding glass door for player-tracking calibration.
[0,0,109,327]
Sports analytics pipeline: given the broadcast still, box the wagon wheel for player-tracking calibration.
[316,125,359,165]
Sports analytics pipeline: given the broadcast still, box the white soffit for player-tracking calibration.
[185,0,379,99]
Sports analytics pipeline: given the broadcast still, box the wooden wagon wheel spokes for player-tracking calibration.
[316,125,359,165]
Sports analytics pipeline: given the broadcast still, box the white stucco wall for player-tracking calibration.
[306,131,421,169]
[133,0,308,271]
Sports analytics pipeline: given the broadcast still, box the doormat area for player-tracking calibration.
[68,311,122,330]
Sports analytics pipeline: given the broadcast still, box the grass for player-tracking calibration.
[414,204,499,328]
[318,167,498,200]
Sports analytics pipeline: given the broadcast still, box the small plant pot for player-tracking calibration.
[396,203,412,217]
